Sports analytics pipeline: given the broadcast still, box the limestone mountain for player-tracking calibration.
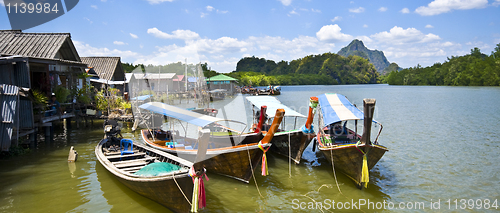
[338,39,390,73]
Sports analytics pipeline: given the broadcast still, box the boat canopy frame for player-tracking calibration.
[246,96,306,130]
[316,93,383,144]
[139,102,248,138]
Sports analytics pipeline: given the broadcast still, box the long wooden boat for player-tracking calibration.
[246,96,318,164]
[314,93,388,189]
[95,125,198,212]
[139,102,285,183]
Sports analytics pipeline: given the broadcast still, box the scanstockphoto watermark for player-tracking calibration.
[292,199,427,210]
[291,199,499,210]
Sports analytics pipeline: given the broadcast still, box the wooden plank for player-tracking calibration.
[106,152,145,159]
[113,157,156,165]
[104,150,139,156]
[115,161,147,168]
[122,165,146,172]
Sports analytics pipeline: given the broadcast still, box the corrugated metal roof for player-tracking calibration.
[0,84,19,151]
[206,74,238,82]
[81,57,123,81]
[125,73,133,83]
[132,73,176,80]
[0,30,80,61]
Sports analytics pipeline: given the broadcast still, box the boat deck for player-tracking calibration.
[103,148,157,175]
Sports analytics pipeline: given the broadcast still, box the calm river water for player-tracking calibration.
[1,85,499,212]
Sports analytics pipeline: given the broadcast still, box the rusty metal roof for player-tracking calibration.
[81,57,124,81]
[0,30,80,61]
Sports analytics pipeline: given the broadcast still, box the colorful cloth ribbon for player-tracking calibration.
[355,141,369,188]
[188,167,209,212]
[258,141,270,176]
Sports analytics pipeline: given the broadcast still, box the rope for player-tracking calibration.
[188,167,208,212]
[258,142,270,176]
[172,173,192,206]
[288,132,291,178]
[330,149,343,195]
[246,144,264,198]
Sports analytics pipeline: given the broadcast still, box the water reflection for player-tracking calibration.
[0,85,499,212]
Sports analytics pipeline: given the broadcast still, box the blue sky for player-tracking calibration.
[1,0,499,72]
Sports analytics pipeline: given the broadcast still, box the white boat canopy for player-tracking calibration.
[317,93,378,127]
[139,102,225,127]
[246,96,306,118]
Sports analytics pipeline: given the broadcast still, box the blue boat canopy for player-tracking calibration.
[246,96,305,118]
[317,93,378,127]
[130,94,153,101]
[139,102,224,127]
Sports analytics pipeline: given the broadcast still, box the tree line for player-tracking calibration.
[232,53,380,86]
[386,44,500,86]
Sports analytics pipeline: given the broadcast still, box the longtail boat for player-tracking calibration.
[95,120,207,213]
[139,102,285,183]
[246,96,318,164]
[314,93,388,189]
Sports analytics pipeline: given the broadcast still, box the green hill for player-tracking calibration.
[233,52,380,85]
[337,39,390,73]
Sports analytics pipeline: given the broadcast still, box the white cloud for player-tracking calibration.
[130,33,139,39]
[74,41,140,59]
[331,16,342,22]
[415,0,488,16]
[0,1,4,6]
[355,36,373,43]
[494,0,500,6]
[203,6,228,15]
[400,8,410,13]
[147,28,200,40]
[84,17,92,24]
[186,37,250,54]
[91,5,98,9]
[278,0,292,6]
[113,41,127,45]
[370,26,441,45]
[316,24,353,42]
[349,7,365,13]
[379,7,388,12]
[145,0,174,4]
[288,9,299,16]
[311,8,321,13]
[363,24,368,28]
[425,24,434,28]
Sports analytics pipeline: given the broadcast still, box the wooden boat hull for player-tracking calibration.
[318,143,388,189]
[142,130,269,183]
[269,130,315,164]
[95,138,194,213]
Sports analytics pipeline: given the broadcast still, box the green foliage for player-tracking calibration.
[0,145,31,159]
[139,90,155,96]
[234,52,379,85]
[201,63,218,78]
[54,85,71,103]
[32,89,48,107]
[75,84,94,104]
[95,88,131,112]
[95,89,108,111]
[386,45,500,86]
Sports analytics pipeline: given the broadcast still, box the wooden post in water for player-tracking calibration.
[360,99,376,146]
[193,129,210,171]
[68,146,78,162]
